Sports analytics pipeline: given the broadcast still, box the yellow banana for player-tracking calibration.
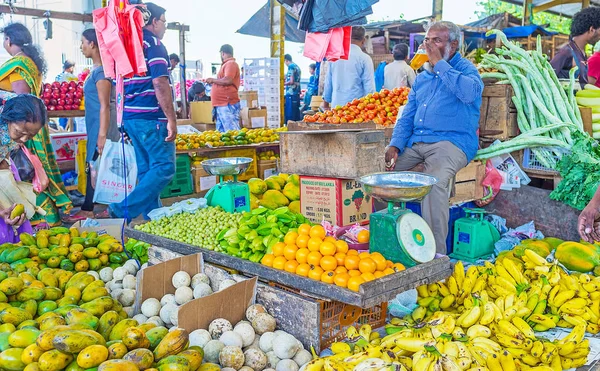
[471,337,503,353]
[485,353,502,371]
[511,317,536,340]
[438,282,451,297]
[479,302,495,326]
[499,350,517,371]
[496,265,517,286]
[495,297,505,313]
[498,320,525,339]
[381,337,431,352]
[417,285,430,298]
[561,314,587,327]
[561,347,589,359]
[461,305,482,328]
[472,277,487,294]
[547,286,560,306]
[441,355,463,371]
[467,325,492,339]
[540,342,557,364]
[557,340,577,357]
[582,281,599,293]
[521,354,542,366]
[531,341,544,358]
[505,347,528,359]
[549,354,562,371]
[570,357,587,368]
[444,342,459,358]
[505,293,516,309]
[412,306,428,322]
[526,294,539,312]
[457,357,472,370]
[467,345,490,367]
[560,357,573,370]
[304,358,326,371]
[452,327,467,340]
[448,276,459,296]
[454,261,465,287]
[503,258,526,285]
[428,283,439,297]
[528,314,556,329]
[588,324,600,334]
[495,333,529,350]
[523,249,549,266]
[414,355,435,371]
[557,324,586,346]
[455,342,470,359]
[528,367,555,371]
[551,290,575,307]
[496,276,517,293]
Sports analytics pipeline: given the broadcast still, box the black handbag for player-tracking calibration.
[10,148,34,182]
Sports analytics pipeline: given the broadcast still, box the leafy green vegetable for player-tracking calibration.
[124,238,150,264]
[550,131,600,210]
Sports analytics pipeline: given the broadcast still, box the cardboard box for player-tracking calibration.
[239,91,259,109]
[258,160,278,179]
[71,219,126,240]
[192,168,218,194]
[241,108,267,129]
[177,119,193,126]
[300,176,373,227]
[193,123,216,132]
[50,132,87,163]
[190,101,214,124]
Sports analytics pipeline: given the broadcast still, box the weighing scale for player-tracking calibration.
[201,157,253,213]
[359,172,438,267]
[450,208,500,262]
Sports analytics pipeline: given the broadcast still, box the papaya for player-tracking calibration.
[0,332,11,352]
[543,237,564,250]
[38,349,73,371]
[6,247,30,264]
[51,246,69,257]
[17,320,37,329]
[49,227,70,235]
[153,328,188,361]
[60,259,75,271]
[55,303,79,315]
[52,330,99,353]
[82,283,109,303]
[59,235,71,248]
[248,178,267,195]
[259,190,289,209]
[197,364,220,371]
[88,259,103,271]
[97,243,113,255]
[108,319,138,341]
[0,277,24,295]
[65,360,85,371]
[20,300,38,317]
[136,323,156,333]
[65,308,98,329]
[82,248,100,259]
[71,237,85,245]
[65,272,95,291]
[98,359,139,371]
[179,349,203,371]
[36,326,70,351]
[289,200,300,214]
[145,326,168,350]
[8,328,41,348]
[122,327,150,350]
[0,323,16,333]
[24,362,41,371]
[555,241,600,273]
[77,345,108,368]
[157,363,189,371]
[123,348,154,370]
[0,290,9,303]
[0,307,33,326]
[69,228,79,238]
[513,242,550,259]
[43,287,62,301]
[19,233,36,246]
[77,329,106,346]
[157,355,190,368]
[37,249,56,261]
[46,257,61,268]
[18,272,36,284]
[97,312,120,341]
[37,270,57,288]
[63,287,82,301]
[264,177,282,191]
[75,260,90,272]
[21,343,44,364]
[68,323,94,331]
[282,182,300,201]
[16,287,45,302]
[69,244,84,253]
[287,174,299,186]
[36,235,48,249]
[107,342,128,360]
[0,347,26,370]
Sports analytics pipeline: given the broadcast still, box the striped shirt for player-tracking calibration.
[123,29,171,121]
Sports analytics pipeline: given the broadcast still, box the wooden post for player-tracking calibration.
[522,0,531,25]
[432,0,443,20]
[167,23,190,119]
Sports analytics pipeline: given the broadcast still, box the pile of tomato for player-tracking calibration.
[303,87,410,126]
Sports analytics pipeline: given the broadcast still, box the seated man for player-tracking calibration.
[385,21,483,254]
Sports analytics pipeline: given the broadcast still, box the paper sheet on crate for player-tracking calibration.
[488,141,530,188]
[535,329,600,369]
[177,125,200,134]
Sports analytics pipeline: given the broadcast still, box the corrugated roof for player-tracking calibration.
[500,0,600,18]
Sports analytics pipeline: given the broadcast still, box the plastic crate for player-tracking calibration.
[268,282,387,351]
[522,147,568,172]
[160,155,193,199]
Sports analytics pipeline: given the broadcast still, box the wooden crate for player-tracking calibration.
[287,121,376,131]
[479,84,519,140]
[450,161,485,205]
[257,159,278,179]
[279,130,385,178]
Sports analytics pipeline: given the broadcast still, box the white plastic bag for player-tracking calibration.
[93,140,137,205]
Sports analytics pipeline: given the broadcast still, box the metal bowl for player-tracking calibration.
[358,172,438,203]
[201,157,254,176]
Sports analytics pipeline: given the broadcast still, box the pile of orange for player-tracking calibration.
[260,224,405,292]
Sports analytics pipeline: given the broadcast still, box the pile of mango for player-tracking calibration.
[10,227,128,274]
[257,150,279,161]
[0,263,202,371]
[248,174,300,213]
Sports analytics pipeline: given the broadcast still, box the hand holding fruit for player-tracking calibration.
[0,203,26,227]
[385,146,399,171]
[578,199,600,243]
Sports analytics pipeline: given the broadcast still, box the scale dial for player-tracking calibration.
[396,212,436,263]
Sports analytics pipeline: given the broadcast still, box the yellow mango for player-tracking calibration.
[123,348,154,370]
[98,359,139,371]
[77,345,108,368]
[107,342,128,360]
[21,343,44,364]
[38,349,73,371]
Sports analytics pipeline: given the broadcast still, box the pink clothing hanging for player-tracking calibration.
[93,0,147,80]
[303,27,352,62]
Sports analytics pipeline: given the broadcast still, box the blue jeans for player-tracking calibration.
[109,119,175,220]
[285,94,301,123]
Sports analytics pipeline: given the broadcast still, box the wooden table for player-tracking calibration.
[176,142,279,155]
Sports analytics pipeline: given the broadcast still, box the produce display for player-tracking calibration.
[249,174,299,212]
[260,227,405,291]
[576,84,600,139]
[476,30,583,168]
[258,151,279,161]
[302,87,410,127]
[217,207,311,263]
[42,81,84,112]
[175,128,285,151]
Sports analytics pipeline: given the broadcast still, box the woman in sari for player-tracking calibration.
[0,23,73,227]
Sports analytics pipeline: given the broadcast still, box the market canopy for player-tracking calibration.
[499,0,600,18]
[237,0,306,43]
[485,25,557,39]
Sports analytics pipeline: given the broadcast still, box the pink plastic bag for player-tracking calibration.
[20,145,48,193]
[303,31,332,61]
[303,27,351,62]
[475,160,503,207]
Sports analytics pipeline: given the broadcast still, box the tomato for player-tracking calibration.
[366,103,376,110]
[320,256,338,271]
[284,232,299,245]
[334,253,346,266]
[335,240,349,254]
[296,248,310,264]
[319,242,336,257]
[321,271,335,284]
[344,255,360,271]
[272,256,287,270]
[392,263,406,272]
[285,260,299,273]
[261,254,275,267]
[308,266,324,281]
[308,237,322,252]
[307,251,323,266]
[296,235,310,249]
[334,273,350,287]
[298,224,311,235]
[348,276,365,292]
[296,263,311,277]
[272,242,285,257]
[283,245,298,261]
[359,258,377,274]
[370,252,387,271]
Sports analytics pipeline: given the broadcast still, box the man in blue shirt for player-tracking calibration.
[284,54,301,122]
[102,3,177,221]
[385,21,483,254]
[322,26,375,109]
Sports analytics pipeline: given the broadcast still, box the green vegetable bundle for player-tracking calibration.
[216,206,310,263]
[125,238,150,264]
[550,130,600,210]
[476,30,583,168]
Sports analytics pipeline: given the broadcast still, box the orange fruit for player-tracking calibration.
[334,252,347,266]
[357,230,370,243]
[261,254,275,267]
[283,245,299,261]
[383,268,395,276]
[319,242,336,256]
[307,251,323,266]
[298,224,311,236]
[359,258,377,274]
[308,266,324,281]
[324,236,337,244]
[308,237,323,252]
[284,260,299,273]
[272,243,285,257]
[370,252,387,271]
[334,266,348,274]
[272,256,287,270]
[309,225,326,240]
[334,273,350,288]
[358,252,371,259]
[335,240,349,254]
[344,255,360,271]
[387,260,394,268]
[284,232,299,245]
[296,235,310,249]
[321,271,335,284]
[296,263,311,277]
[374,271,385,279]
[361,272,376,282]
[392,263,406,272]
[296,248,310,264]
[348,269,362,277]
[348,276,365,292]
[347,250,359,256]
[320,256,338,271]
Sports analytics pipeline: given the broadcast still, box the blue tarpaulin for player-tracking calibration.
[304,0,379,33]
[486,25,557,39]
[237,0,306,43]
